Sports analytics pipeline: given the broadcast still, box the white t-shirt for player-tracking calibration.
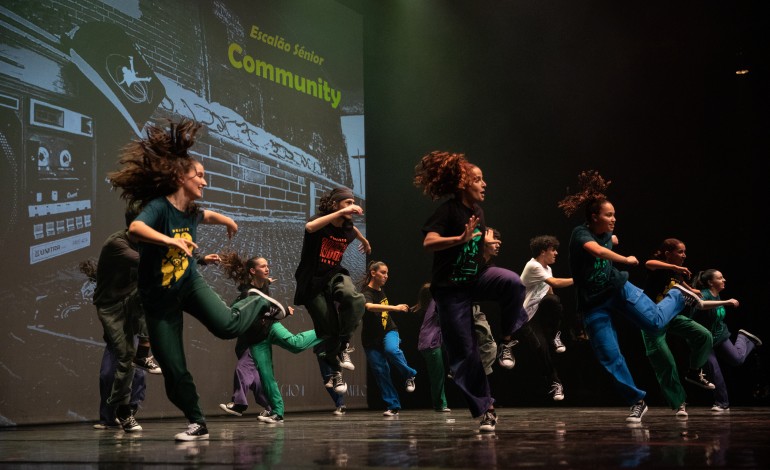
[520,258,552,321]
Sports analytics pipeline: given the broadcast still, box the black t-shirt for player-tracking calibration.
[93,230,139,307]
[643,268,683,303]
[360,285,397,349]
[293,216,357,305]
[422,198,486,288]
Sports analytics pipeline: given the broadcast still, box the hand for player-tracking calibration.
[624,255,639,266]
[167,236,198,257]
[358,239,372,254]
[288,306,295,316]
[203,254,221,265]
[340,204,364,216]
[395,304,409,312]
[726,298,740,308]
[268,277,277,284]
[460,216,479,243]
[678,266,692,278]
[224,217,238,239]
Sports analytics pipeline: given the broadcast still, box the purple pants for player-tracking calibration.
[230,349,270,409]
[432,266,527,417]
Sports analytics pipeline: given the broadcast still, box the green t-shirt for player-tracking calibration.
[135,197,203,297]
[568,224,628,311]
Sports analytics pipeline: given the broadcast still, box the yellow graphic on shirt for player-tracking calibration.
[160,231,192,287]
[379,297,389,329]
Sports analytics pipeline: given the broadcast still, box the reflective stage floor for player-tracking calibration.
[2,406,769,468]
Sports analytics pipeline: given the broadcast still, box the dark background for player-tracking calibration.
[339,0,770,411]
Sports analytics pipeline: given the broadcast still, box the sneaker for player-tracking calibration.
[175,422,209,441]
[550,382,565,401]
[676,403,688,418]
[739,329,763,347]
[671,284,703,308]
[219,402,247,416]
[331,372,347,395]
[554,331,566,353]
[497,339,518,369]
[246,288,286,320]
[405,377,416,393]
[324,375,334,388]
[479,410,497,432]
[684,369,715,390]
[339,346,355,371]
[333,406,347,416]
[257,409,273,422]
[383,409,399,417]
[435,407,451,413]
[626,400,648,423]
[118,415,142,432]
[133,356,162,374]
[262,413,284,424]
[711,404,730,412]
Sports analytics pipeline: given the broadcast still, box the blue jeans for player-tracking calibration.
[584,282,687,404]
[365,330,417,411]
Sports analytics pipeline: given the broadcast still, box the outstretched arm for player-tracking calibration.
[365,302,410,313]
[353,226,372,254]
[202,210,238,239]
[129,220,197,256]
[582,240,638,266]
[306,205,363,233]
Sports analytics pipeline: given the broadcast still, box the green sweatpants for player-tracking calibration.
[420,347,448,411]
[250,323,322,417]
[642,314,713,409]
[144,274,272,424]
[304,273,365,372]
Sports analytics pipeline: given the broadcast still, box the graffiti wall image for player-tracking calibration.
[0,0,365,425]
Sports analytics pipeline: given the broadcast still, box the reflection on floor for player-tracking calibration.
[1,407,769,468]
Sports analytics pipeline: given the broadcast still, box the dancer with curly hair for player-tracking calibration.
[558,171,737,423]
[692,269,761,412]
[414,150,528,433]
[293,187,370,395]
[108,118,278,441]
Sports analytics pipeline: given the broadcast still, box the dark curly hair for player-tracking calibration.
[108,119,202,211]
[557,170,612,220]
[219,250,265,291]
[413,151,475,200]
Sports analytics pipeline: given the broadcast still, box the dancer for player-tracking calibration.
[692,269,762,412]
[415,282,451,412]
[557,170,737,423]
[108,119,277,441]
[360,261,417,417]
[518,235,574,401]
[642,238,716,419]
[219,251,323,423]
[81,205,162,433]
[414,150,528,432]
[473,228,500,374]
[293,187,369,395]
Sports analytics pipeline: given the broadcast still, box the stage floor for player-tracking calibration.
[1,406,769,468]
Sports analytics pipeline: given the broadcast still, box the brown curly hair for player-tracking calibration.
[557,170,612,219]
[219,249,263,291]
[107,119,202,210]
[413,151,475,200]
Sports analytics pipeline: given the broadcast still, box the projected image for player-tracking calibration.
[0,0,364,425]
